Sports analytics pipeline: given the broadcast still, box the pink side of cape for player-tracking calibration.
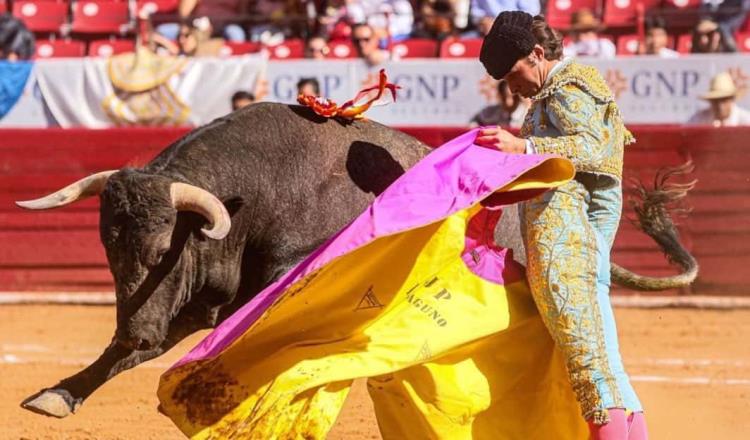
[170,128,555,369]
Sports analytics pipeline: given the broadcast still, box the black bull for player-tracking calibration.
[17,102,691,418]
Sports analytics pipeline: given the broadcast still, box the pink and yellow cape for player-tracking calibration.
[157,129,588,439]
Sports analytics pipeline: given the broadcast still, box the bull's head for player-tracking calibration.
[17,170,232,351]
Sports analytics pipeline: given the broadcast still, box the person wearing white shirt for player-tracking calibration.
[642,19,679,58]
[470,0,541,27]
[346,0,415,41]
[688,72,750,127]
[562,9,616,59]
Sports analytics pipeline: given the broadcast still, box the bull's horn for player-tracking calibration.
[170,183,231,240]
[16,170,118,210]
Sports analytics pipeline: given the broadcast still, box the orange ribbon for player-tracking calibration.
[297,69,399,120]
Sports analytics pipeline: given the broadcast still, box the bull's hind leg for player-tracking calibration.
[21,314,207,418]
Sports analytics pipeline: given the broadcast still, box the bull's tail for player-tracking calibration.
[612,161,699,291]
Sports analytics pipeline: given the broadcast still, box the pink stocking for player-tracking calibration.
[588,408,628,440]
[626,411,649,440]
[588,410,649,440]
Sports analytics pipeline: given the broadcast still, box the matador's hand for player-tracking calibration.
[474,126,526,154]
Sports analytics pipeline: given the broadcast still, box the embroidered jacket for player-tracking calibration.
[520,59,634,185]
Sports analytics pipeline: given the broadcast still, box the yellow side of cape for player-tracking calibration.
[157,157,586,439]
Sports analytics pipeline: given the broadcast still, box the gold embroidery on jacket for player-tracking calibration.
[522,61,634,183]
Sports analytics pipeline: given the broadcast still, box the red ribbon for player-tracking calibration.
[297,69,400,120]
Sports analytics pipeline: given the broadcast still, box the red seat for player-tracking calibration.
[662,0,702,29]
[741,13,750,32]
[439,38,482,58]
[267,39,304,59]
[617,32,676,55]
[218,41,262,57]
[735,33,750,52]
[0,1,7,14]
[34,39,85,58]
[604,0,660,28]
[328,40,355,59]
[616,34,641,55]
[603,0,637,27]
[135,0,178,15]
[88,38,134,56]
[71,1,130,34]
[546,0,599,30]
[663,0,701,9]
[676,33,692,53]
[390,39,438,58]
[13,1,69,34]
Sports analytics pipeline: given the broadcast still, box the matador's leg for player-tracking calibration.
[520,180,624,424]
[587,181,644,413]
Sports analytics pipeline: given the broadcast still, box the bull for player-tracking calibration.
[16,102,697,418]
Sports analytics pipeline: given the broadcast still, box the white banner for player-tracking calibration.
[4,54,750,127]
[265,54,750,126]
[586,54,750,124]
[2,55,265,128]
[265,59,488,126]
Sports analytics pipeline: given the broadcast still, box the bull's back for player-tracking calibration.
[248,104,430,253]
[147,101,430,254]
[147,102,428,186]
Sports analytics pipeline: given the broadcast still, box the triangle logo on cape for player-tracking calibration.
[355,285,384,310]
[415,340,433,362]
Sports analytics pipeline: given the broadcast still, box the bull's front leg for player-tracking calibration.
[21,316,207,418]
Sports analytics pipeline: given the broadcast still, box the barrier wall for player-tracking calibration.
[0,126,745,296]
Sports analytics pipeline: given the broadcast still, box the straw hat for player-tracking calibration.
[570,9,603,32]
[701,72,738,100]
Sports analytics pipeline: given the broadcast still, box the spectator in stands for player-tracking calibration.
[319,0,352,41]
[231,91,256,110]
[305,36,330,59]
[347,0,415,41]
[470,0,540,32]
[154,19,224,56]
[562,9,616,59]
[412,0,456,41]
[157,0,249,43]
[469,79,529,128]
[641,17,678,58]
[461,16,494,38]
[250,0,306,45]
[0,14,34,60]
[297,77,321,97]
[691,19,734,53]
[452,0,471,30]
[702,0,750,52]
[688,72,750,126]
[352,23,391,66]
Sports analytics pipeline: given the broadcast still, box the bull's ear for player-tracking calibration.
[222,196,244,217]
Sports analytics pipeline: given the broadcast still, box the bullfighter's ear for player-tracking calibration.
[222,196,244,217]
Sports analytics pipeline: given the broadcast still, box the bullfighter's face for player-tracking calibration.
[502,45,549,99]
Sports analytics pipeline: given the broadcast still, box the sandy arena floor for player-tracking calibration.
[1,304,749,439]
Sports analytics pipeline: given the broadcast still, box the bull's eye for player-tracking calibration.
[155,247,169,263]
[146,246,170,268]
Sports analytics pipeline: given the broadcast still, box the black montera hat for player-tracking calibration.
[480,11,537,80]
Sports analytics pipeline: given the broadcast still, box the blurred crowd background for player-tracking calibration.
[2,1,750,129]
[2,0,749,61]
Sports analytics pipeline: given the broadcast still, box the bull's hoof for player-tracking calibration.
[21,389,81,418]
